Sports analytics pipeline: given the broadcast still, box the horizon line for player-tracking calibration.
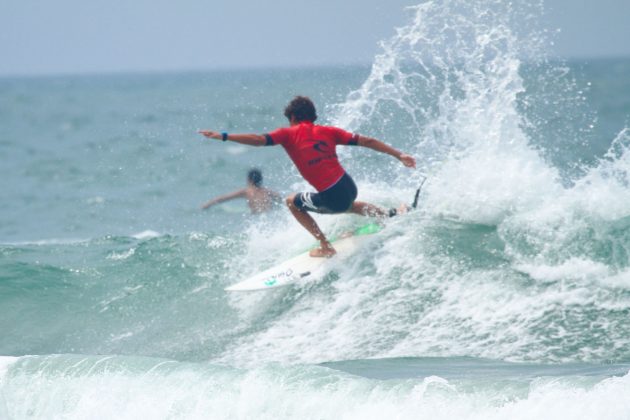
[1,54,629,80]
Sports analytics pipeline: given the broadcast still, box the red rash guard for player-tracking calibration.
[265,122,359,192]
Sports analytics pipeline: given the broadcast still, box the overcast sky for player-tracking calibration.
[1,0,629,76]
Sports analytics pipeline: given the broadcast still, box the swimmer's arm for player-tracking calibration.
[198,130,266,147]
[356,135,416,168]
[201,189,247,210]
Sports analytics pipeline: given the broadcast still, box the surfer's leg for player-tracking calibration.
[286,195,336,257]
[349,201,409,218]
[349,201,388,217]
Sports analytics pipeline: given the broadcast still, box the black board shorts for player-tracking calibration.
[294,172,358,214]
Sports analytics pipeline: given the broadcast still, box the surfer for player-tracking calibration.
[199,96,416,257]
[201,168,281,214]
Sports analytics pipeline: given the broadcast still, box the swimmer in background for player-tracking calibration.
[201,168,282,214]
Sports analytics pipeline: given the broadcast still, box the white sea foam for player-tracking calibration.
[131,230,162,240]
[1,228,165,247]
[225,145,247,155]
[599,269,630,289]
[85,196,105,205]
[0,357,17,380]
[1,355,629,420]
[106,247,136,260]
[515,258,612,283]
[1,237,90,246]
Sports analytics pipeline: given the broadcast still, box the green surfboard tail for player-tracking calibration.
[353,223,382,236]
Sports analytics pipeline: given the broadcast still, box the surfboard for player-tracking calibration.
[225,176,428,292]
[224,223,382,292]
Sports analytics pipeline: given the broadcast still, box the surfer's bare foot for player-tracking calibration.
[398,203,411,214]
[388,203,411,217]
[310,243,336,258]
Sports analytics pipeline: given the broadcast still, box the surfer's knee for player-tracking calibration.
[286,194,309,214]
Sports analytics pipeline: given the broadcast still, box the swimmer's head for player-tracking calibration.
[247,168,263,187]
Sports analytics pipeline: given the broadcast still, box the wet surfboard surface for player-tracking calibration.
[224,223,381,292]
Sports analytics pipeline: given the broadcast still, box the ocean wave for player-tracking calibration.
[1,354,629,420]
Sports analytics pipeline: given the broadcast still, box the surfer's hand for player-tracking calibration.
[198,130,221,140]
[399,153,416,168]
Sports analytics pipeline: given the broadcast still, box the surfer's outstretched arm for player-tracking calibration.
[198,130,266,147]
[356,135,416,168]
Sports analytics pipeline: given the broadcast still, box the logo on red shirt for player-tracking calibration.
[313,140,331,153]
[308,139,337,166]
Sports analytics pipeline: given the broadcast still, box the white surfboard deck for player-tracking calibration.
[225,224,381,292]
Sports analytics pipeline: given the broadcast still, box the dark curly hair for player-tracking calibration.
[247,168,263,187]
[284,96,318,123]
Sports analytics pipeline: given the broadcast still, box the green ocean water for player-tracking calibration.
[2,1,630,418]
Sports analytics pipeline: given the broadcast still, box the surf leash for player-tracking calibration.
[411,174,428,209]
